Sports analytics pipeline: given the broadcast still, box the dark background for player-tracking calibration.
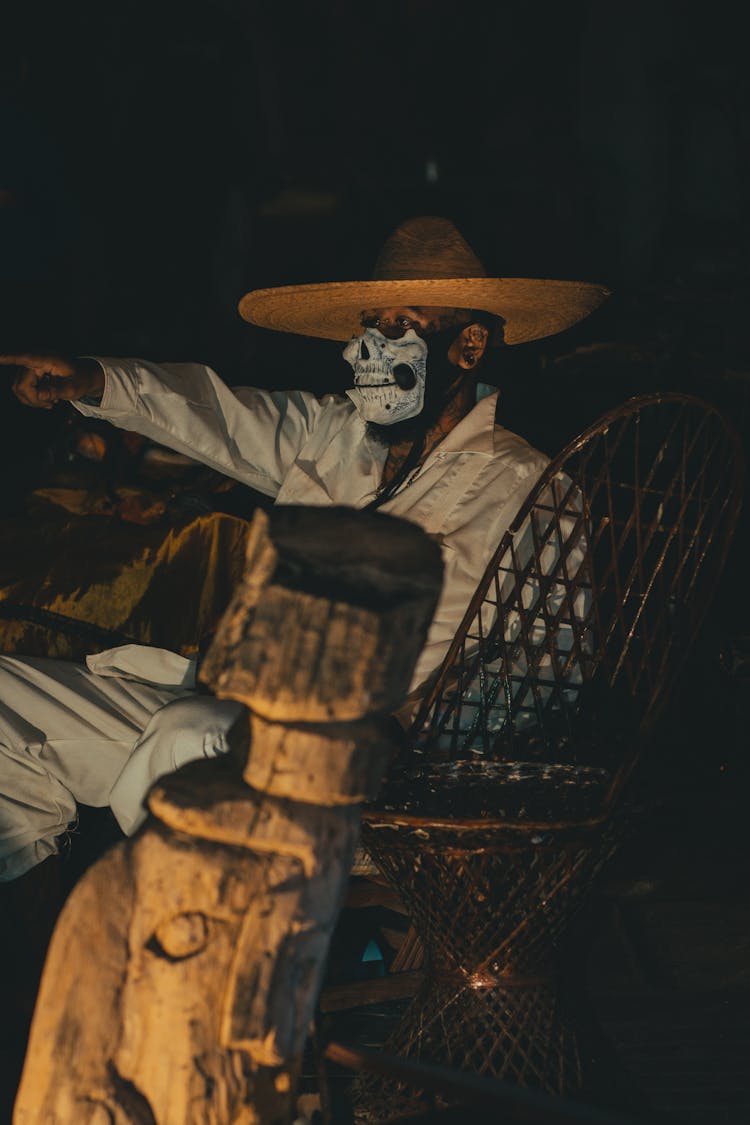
[3,0,750,454]
[1,0,749,622]
[2,5,750,1118]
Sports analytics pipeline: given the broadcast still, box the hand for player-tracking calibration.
[0,354,105,410]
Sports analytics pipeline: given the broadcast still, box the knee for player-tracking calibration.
[136,695,244,768]
[109,696,245,836]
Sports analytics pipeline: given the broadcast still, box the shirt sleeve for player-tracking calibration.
[73,357,327,498]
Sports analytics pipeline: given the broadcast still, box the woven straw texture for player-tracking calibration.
[239,216,609,344]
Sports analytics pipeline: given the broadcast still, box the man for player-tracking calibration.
[0,216,608,881]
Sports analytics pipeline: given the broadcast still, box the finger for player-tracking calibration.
[0,354,38,368]
[38,374,67,401]
[0,353,75,376]
[47,375,83,401]
[12,380,52,409]
[12,369,54,409]
[12,369,34,403]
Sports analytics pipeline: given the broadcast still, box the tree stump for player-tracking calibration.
[14,506,442,1125]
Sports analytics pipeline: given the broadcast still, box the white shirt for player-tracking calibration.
[77,359,549,695]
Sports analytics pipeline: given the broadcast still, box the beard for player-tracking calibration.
[365,324,469,449]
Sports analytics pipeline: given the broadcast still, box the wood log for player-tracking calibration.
[15,506,442,1124]
[242,712,399,805]
[149,758,360,878]
[200,506,443,721]
[15,819,298,1125]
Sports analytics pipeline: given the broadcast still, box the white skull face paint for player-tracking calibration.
[343,327,428,425]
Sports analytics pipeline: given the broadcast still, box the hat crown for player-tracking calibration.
[372,216,488,282]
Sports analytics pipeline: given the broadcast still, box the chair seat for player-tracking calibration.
[372,760,612,824]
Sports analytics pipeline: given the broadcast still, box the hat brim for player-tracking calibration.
[238,277,610,346]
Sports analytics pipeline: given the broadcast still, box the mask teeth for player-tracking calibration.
[354,361,394,384]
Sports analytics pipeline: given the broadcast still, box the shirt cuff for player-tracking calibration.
[73,357,139,416]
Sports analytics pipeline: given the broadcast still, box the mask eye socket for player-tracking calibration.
[359,315,418,335]
[393,363,417,389]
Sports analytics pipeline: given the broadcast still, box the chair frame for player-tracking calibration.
[354,393,744,1115]
[404,391,744,814]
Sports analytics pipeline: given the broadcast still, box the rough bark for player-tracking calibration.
[201,506,444,721]
[15,505,442,1124]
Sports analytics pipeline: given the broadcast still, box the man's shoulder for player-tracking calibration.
[456,424,550,528]
[490,422,550,475]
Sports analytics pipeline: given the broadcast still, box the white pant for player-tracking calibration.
[0,652,243,881]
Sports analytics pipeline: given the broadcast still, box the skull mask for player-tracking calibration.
[343,327,428,425]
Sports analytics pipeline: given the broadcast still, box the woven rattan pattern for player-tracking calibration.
[354,396,743,1118]
[353,818,623,1119]
[408,394,743,786]
[362,819,623,981]
[354,982,580,1121]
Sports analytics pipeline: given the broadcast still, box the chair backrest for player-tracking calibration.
[407,393,743,802]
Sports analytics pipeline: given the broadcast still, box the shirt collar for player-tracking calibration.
[435,389,499,456]
[355,387,500,467]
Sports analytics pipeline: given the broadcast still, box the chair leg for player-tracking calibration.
[352,974,583,1121]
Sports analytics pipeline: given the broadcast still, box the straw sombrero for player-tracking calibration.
[239,217,610,347]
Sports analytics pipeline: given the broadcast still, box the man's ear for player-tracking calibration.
[448,322,489,370]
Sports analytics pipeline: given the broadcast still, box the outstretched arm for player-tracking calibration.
[1,353,331,497]
[0,354,104,409]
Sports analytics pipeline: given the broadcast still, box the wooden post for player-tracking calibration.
[15,506,442,1125]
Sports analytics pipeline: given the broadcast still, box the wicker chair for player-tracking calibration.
[353,393,744,1118]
